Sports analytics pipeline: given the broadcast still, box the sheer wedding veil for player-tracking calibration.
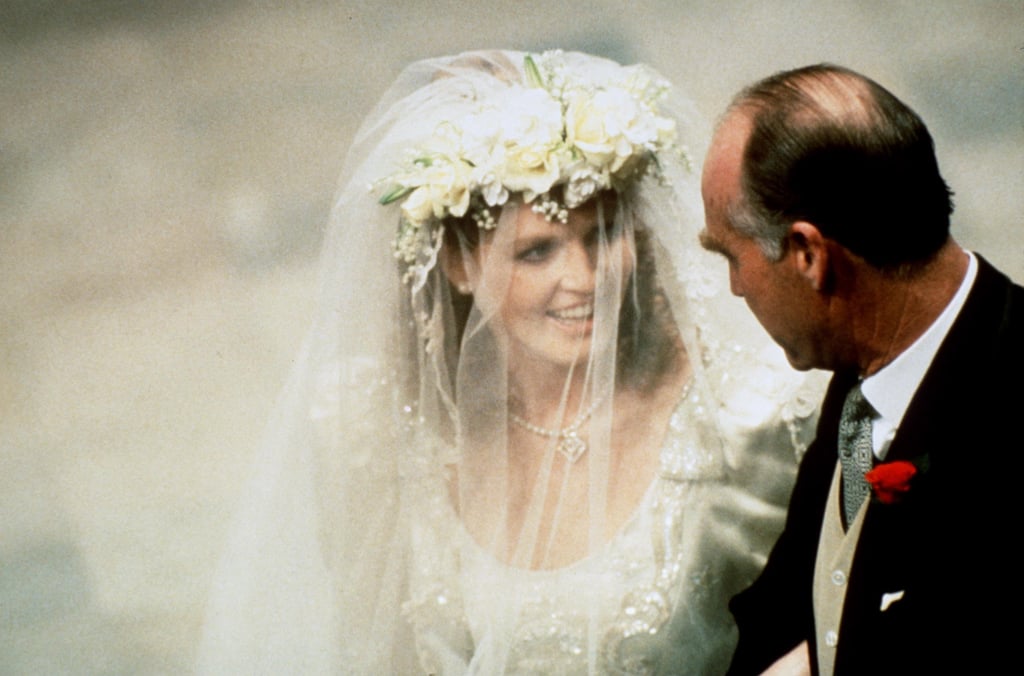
[198,50,811,674]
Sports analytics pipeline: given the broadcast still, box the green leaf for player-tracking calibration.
[379,184,412,205]
[524,54,544,88]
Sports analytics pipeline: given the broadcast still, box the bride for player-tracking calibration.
[197,50,821,674]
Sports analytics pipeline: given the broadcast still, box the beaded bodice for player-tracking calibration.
[401,386,739,675]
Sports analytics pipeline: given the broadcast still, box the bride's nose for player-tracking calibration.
[559,239,597,292]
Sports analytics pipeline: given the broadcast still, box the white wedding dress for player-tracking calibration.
[198,348,820,676]
[395,352,819,675]
[195,49,825,676]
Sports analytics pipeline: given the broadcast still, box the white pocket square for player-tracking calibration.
[880,590,905,612]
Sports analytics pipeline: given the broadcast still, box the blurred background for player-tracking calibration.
[1,1,1020,673]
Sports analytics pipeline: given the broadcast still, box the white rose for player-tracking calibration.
[567,87,675,175]
[493,88,563,147]
[498,142,564,200]
[401,158,473,223]
[566,89,630,171]
[481,87,565,199]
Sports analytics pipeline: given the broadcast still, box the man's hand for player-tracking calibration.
[761,641,810,676]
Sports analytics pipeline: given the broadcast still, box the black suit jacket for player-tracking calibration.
[727,256,1024,676]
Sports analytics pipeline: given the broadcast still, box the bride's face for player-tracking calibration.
[474,200,633,370]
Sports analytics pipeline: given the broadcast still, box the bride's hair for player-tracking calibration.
[615,191,683,393]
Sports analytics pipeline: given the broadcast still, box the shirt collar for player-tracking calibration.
[861,251,977,457]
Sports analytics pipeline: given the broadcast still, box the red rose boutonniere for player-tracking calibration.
[864,460,918,504]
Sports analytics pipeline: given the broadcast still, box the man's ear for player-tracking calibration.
[787,221,829,292]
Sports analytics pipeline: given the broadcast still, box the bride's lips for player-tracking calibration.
[547,302,595,333]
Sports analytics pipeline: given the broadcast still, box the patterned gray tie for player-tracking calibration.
[838,383,875,529]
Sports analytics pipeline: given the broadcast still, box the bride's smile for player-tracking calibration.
[546,300,594,327]
[476,200,633,370]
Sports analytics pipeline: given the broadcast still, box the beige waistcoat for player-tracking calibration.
[812,463,869,676]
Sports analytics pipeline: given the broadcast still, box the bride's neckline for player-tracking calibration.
[455,462,664,578]
[452,378,694,575]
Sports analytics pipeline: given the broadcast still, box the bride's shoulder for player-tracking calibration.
[708,339,828,463]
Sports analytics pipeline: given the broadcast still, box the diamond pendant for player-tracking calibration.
[557,433,587,463]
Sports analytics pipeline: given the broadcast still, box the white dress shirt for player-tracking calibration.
[860,252,977,459]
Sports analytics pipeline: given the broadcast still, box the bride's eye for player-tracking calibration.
[514,239,556,263]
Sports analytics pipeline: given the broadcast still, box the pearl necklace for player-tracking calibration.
[509,396,604,464]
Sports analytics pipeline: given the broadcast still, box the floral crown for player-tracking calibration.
[378,51,681,287]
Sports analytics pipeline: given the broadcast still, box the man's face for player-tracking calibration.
[700,114,828,371]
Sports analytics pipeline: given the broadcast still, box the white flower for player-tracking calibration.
[564,165,608,208]
[565,88,630,171]
[400,158,473,223]
[566,87,675,174]
[491,88,563,148]
[475,169,509,207]
[497,142,565,201]
[379,52,681,287]
[484,88,566,200]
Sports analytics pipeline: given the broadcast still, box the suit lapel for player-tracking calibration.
[884,255,1012,465]
[834,256,1016,672]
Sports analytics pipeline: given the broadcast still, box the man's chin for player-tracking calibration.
[783,349,817,372]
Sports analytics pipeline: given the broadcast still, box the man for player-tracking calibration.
[700,64,1024,675]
